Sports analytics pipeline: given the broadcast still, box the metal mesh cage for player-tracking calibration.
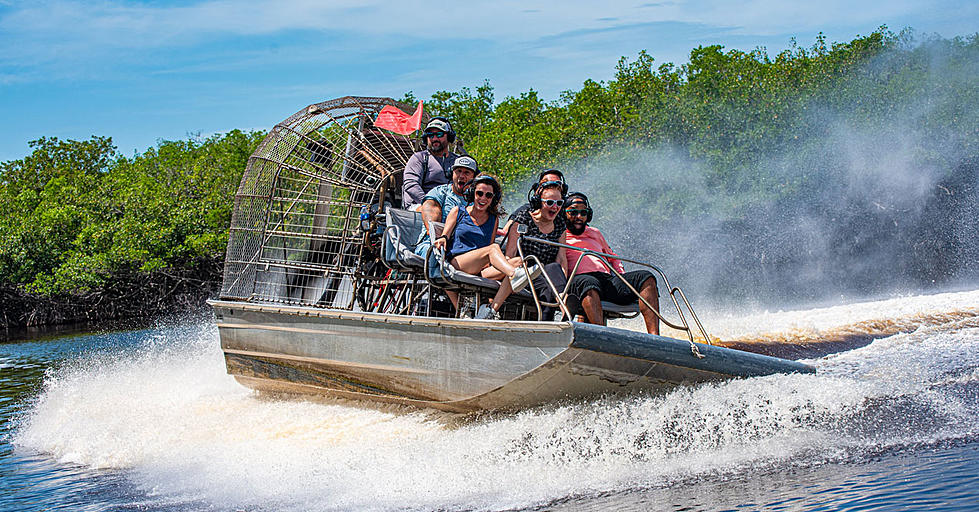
[220,96,425,309]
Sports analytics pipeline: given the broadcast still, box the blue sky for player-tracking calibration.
[1,0,977,163]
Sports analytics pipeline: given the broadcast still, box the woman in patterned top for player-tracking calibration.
[504,180,569,319]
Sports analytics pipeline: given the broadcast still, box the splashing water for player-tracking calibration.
[11,290,979,511]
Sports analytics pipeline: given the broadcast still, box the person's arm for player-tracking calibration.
[420,198,443,241]
[501,218,514,239]
[597,231,626,273]
[557,231,568,275]
[402,153,426,207]
[504,220,520,258]
[433,207,459,251]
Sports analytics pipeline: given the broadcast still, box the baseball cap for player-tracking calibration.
[425,118,451,133]
[452,155,478,173]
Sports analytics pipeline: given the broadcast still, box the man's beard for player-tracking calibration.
[567,221,587,235]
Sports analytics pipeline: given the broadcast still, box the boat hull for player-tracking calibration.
[212,300,814,412]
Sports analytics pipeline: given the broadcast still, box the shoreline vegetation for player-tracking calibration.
[3,27,978,328]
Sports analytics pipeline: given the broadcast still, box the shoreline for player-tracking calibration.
[1,258,222,337]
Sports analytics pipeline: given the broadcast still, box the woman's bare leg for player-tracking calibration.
[491,278,513,311]
[481,256,522,279]
[452,245,518,277]
[453,248,524,313]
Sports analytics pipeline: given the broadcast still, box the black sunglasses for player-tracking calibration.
[425,130,446,138]
[565,208,590,217]
[475,190,495,199]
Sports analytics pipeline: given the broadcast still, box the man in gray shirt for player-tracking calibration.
[402,117,458,209]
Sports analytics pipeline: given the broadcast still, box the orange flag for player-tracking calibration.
[374,101,423,135]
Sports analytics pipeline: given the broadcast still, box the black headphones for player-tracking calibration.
[463,175,502,210]
[422,116,456,143]
[528,169,569,209]
[564,191,593,223]
[529,180,568,210]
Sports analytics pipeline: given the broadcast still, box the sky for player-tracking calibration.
[1,0,977,163]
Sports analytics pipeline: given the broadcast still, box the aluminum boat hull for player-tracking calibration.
[211,300,814,412]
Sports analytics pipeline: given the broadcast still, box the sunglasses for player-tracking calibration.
[542,199,565,207]
[475,190,495,199]
[425,130,446,138]
[565,209,590,217]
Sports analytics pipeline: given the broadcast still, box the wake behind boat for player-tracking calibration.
[209,96,813,412]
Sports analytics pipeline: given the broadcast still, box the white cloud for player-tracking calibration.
[0,0,935,58]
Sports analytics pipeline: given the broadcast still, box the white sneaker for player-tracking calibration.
[475,304,499,320]
[509,264,542,293]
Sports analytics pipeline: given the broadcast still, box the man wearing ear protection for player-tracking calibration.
[402,117,459,210]
[414,155,479,258]
[564,192,660,335]
[410,155,478,315]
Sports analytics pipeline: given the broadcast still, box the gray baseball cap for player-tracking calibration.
[452,155,478,173]
[425,118,451,133]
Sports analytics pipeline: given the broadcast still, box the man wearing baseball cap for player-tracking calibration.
[414,155,479,315]
[563,192,660,335]
[402,117,459,210]
[415,155,479,258]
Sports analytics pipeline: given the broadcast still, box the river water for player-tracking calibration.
[3,290,979,511]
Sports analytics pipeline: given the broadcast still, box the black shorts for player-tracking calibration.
[531,262,568,303]
[568,270,656,305]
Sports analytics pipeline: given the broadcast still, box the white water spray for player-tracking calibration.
[14,290,979,511]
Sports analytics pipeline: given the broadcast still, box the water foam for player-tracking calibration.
[616,288,979,350]
[13,292,979,511]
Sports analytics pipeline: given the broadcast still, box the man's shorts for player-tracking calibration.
[568,270,656,305]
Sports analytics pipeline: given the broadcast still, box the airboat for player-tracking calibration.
[209,96,814,412]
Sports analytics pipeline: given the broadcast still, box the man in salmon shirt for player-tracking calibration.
[563,192,660,335]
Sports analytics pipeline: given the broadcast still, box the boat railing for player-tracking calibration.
[519,253,574,322]
[516,233,712,350]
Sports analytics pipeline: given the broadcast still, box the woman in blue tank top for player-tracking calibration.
[433,176,540,319]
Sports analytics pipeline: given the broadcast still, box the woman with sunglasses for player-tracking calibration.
[504,180,568,320]
[434,175,538,320]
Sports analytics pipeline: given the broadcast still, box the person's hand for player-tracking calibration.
[433,236,447,251]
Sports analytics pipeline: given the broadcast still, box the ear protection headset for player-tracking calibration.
[463,175,502,210]
[422,116,456,143]
[529,180,568,210]
[564,191,593,223]
[528,169,569,209]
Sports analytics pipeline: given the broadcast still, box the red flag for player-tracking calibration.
[374,101,423,135]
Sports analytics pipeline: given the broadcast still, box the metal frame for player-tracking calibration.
[217,95,711,353]
[516,235,712,351]
[220,96,429,311]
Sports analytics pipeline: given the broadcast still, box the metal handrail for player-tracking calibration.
[517,234,712,351]
[516,252,573,322]
[423,232,559,320]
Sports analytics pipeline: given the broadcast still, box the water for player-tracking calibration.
[2,291,979,511]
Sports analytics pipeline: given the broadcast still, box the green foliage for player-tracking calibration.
[5,26,978,300]
[0,130,264,294]
[413,27,915,197]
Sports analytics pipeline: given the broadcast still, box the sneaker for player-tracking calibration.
[475,304,499,320]
[509,264,542,293]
